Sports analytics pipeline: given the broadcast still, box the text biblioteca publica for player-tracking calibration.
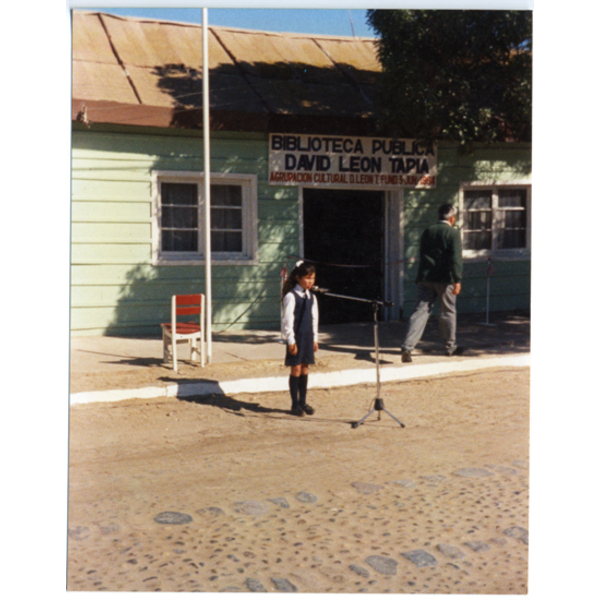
[269,134,437,187]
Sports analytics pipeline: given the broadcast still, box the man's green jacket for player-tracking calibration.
[416,221,463,284]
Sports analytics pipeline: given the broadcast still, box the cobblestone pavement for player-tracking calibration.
[68,463,528,593]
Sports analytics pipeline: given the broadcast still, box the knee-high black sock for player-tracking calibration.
[299,374,308,405]
[289,375,300,408]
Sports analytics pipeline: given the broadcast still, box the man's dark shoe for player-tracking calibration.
[401,350,413,363]
[291,405,305,417]
[446,346,464,357]
[301,404,315,415]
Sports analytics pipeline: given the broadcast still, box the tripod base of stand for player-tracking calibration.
[352,397,405,429]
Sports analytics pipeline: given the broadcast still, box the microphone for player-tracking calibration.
[311,286,329,293]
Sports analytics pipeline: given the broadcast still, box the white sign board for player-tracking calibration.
[268,133,437,189]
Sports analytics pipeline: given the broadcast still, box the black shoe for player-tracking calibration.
[401,350,413,363]
[301,404,315,415]
[291,405,305,417]
[446,346,464,357]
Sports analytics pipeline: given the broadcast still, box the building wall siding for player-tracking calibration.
[71,128,531,336]
[71,127,296,336]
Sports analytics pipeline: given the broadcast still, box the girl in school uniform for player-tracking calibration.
[281,261,319,416]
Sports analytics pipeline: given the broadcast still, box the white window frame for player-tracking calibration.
[151,171,258,266]
[458,180,531,261]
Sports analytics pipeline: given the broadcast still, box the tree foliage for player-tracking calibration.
[366,10,532,145]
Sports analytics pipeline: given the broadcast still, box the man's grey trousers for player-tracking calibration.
[402,282,457,352]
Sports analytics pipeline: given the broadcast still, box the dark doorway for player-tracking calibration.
[303,188,384,324]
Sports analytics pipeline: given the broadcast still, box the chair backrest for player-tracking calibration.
[172,294,203,324]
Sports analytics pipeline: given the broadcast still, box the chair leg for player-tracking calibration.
[163,333,170,362]
[190,338,200,363]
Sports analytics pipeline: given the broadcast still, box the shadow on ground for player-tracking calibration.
[179,393,290,417]
[318,310,530,359]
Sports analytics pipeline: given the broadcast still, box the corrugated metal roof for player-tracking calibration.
[72,11,381,132]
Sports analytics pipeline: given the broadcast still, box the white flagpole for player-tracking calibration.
[202,8,212,362]
[485,273,490,323]
[478,257,496,327]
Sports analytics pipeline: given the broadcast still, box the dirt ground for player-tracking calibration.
[68,366,529,594]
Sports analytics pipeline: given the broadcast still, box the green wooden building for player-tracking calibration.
[71,12,531,336]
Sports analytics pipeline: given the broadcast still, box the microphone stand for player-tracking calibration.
[312,288,405,429]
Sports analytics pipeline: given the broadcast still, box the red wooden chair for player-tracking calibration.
[161,294,205,371]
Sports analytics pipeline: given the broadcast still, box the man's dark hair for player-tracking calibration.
[439,203,457,221]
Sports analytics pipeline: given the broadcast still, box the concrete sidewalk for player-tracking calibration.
[70,311,530,405]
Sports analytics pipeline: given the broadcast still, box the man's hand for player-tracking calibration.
[288,344,298,355]
[314,342,319,353]
[452,282,462,295]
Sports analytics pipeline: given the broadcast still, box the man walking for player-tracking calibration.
[401,203,463,362]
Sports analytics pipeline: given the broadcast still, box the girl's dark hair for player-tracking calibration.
[281,261,316,301]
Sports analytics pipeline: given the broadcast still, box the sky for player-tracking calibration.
[82,2,535,38]
[90,7,376,37]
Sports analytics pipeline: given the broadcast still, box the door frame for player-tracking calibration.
[298,186,405,321]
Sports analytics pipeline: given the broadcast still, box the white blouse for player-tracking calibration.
[281,284,319,346]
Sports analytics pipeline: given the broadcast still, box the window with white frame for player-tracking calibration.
[459,182,531,257]
[152,172,258,265]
